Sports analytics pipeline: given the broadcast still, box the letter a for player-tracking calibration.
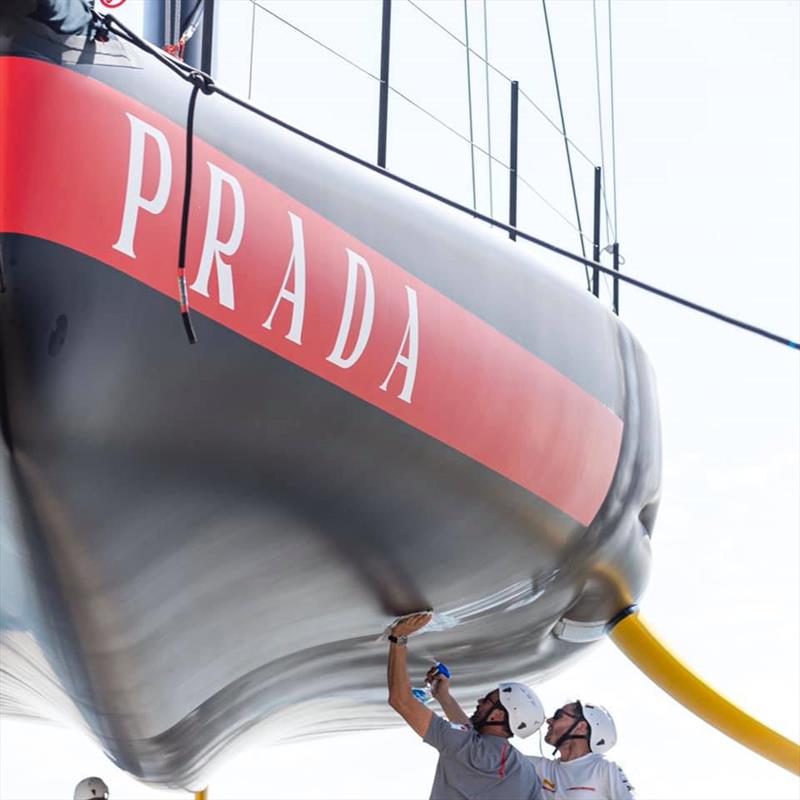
[112,113,172,258]
[263,212,307,344]
[326,249,375,368]
[379,286,419,403]
[190,163,246,310]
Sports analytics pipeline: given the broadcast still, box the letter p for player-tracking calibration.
[113,113,172,259]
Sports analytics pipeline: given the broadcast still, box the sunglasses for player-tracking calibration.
[552,707,580,721]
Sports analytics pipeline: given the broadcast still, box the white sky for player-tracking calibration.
[1,1,798,799]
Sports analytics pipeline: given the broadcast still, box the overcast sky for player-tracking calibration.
[1,1,798,799]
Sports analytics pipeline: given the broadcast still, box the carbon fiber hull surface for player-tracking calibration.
[0,20,660,789]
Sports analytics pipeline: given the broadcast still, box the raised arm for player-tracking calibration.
[426,666,471,727]
[387,612,434,737]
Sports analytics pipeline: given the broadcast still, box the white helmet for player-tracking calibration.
[581,703,617,753]
[73,777,109,800]
[497,682,545,739]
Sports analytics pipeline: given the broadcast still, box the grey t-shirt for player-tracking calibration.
[423,714,543,800]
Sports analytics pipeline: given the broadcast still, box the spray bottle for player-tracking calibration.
[412,661,451,704]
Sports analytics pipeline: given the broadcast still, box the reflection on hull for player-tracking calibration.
[0,24,660,789]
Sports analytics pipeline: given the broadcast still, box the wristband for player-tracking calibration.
[388,634,408,645]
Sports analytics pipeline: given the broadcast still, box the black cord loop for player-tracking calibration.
[188,69,215,95]
[177,81,202,344]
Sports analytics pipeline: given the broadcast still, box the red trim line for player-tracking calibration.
[0,57,624,526]
[498,742,509,778]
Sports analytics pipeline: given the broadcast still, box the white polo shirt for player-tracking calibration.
[529,752,635,799]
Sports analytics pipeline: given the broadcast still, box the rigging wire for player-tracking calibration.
[96,11,800,352]
[180,0,204,32]
[163,0,204,59]
[518,175,595,245]
[250,0,593,228]
[463,0,478,210]
[608,0,619,239]
[516,86,596,167]
[405,0,596,167]
[592,0,613,245]
[247,0,256,100]
[250,0,589,239]
[482,0,494,217]
[541,0,592,290]
[250,1,507,172]
[253,1,380,82]
[591,0,615,303]
[390,86,511,172]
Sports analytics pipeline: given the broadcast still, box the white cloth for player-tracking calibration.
[529,753,635,799]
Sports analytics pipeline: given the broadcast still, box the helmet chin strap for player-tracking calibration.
[551,719,590,755]
[472,701,512,736]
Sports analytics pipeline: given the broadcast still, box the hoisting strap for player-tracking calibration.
[609,609,800,775]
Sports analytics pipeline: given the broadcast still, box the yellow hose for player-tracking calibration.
[609,610,800,775]
[194,790,208,800]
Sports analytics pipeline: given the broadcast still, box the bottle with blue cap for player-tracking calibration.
[412,661,451,704]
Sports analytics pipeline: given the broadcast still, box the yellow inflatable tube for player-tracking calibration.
[609,610,800,775]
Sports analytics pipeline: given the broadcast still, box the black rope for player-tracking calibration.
[94,12,800,352]
[177,71,214,344]
[542,0,591,291]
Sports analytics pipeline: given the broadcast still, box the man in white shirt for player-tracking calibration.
[430,673,634,800]
[530,700,635,799]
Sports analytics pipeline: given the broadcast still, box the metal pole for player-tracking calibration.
[166,0,180,48]
[592,166,601,297]
[377,0,392,168]
[508,80,519,240]
[182,0,205,69]
[140,0,164,51]
[201,0,215,76]
[612,241,620,315]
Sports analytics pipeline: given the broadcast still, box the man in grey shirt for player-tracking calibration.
[387,612,544,800]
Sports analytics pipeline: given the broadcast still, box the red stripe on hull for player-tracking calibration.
[0,57,622,525]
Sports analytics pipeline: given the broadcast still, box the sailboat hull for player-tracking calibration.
[0,27,660,788]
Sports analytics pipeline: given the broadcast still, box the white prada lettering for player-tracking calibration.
[380,286,419,403]
[326,249,375,368]
[112,113,172,258]
[112,106,426,406]
[190,163,245,310]
[263,212,307,344]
